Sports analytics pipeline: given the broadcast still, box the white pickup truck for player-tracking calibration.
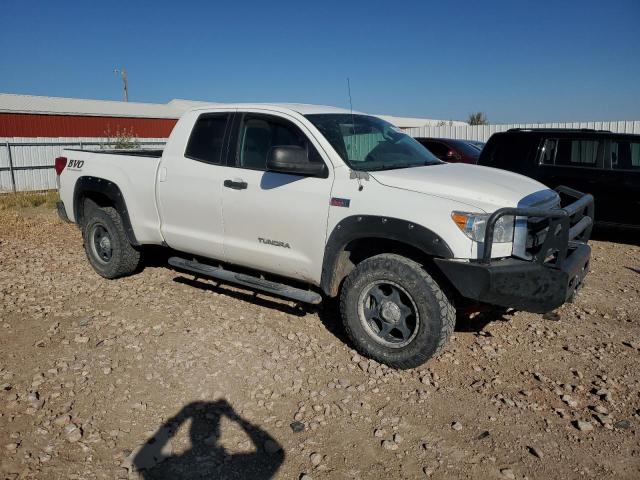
[56,103,594,368]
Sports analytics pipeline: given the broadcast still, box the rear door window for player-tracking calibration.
[539,138,605,169]
[185,113,230,164]
[611,140,640,171]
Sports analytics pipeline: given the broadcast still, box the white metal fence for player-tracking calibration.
[405,120,640,142]
[0,137,166,192]
[2,120,639,192]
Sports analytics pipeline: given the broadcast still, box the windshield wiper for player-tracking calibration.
[367,162,427,171]
[365,162,405,171]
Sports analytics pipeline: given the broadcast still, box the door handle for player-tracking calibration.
[224,179,248,190]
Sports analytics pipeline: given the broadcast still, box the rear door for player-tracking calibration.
[156,110,232,259]
[536,136,613,222]
[218,111,333,283]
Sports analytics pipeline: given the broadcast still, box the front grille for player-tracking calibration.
[526,216,556,261]
[527,217,548,243]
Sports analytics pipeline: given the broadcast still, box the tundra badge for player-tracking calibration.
[258,238,291,249]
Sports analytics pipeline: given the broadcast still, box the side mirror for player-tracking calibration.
[266,146,326,176]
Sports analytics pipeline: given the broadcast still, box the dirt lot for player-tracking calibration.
[1,208,639,480]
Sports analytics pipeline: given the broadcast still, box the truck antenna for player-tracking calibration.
[347,78,354,116]
[347,77,363,191]
[347,78,357,137]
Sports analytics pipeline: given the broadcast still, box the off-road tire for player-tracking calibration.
[83,206,141,279]
[340,254,455,369]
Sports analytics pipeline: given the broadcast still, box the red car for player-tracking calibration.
[414,137,482,164]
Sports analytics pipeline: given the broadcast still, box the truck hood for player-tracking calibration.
[370,163,556,211]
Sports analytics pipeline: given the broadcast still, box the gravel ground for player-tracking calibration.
[1,208,639,480]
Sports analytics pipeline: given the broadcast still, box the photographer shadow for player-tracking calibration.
[132,400,284,479]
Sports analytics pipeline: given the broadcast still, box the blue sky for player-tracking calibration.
[1,0,638,123]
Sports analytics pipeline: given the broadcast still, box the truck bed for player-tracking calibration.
[59,148,164,244]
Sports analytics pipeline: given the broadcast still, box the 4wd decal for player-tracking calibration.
[258,238,291,249]
[67,159,84,170]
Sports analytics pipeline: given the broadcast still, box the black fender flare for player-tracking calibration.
[73,176,139,246]
[320,215,454,296]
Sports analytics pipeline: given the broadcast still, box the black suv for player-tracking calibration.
[479,129,640,228]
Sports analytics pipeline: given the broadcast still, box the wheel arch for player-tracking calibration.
[73,176,139,246]
[320,215,454,297]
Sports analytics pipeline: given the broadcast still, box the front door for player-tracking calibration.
[157,110,232,260]
[220,111,333,283]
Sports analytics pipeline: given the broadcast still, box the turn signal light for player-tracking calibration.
[451,212,470,231]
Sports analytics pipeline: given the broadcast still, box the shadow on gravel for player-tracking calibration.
[454,308,514,333]
[132,399,284,479]
[173,276,311,317]
[316,297,352,345]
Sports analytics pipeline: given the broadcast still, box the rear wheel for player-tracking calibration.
[83,206,140,279]
[340,254,455,369]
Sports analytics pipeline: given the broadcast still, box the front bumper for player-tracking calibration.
[435,243,591,313]
[435,186,594,314]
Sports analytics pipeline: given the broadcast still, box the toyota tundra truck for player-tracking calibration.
[55,104,594,368]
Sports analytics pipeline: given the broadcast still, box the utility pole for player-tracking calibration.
[113,67,129,102]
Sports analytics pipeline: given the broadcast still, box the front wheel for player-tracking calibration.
[340,254,455,369]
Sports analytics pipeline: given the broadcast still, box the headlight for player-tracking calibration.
[451,211,515,243]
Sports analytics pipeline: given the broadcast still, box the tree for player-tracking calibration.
[100,126,140,150]
[468,112,489,125]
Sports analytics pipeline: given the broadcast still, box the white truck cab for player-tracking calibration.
[56,103,594,368]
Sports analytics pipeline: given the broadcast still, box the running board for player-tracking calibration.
[168,257,322,305]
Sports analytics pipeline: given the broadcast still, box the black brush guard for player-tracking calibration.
[435,186,594,313]
[481,185,594,267]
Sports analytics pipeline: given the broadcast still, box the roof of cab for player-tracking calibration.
[188,102,361,116]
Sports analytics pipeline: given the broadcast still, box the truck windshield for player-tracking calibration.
[305,114,442,171]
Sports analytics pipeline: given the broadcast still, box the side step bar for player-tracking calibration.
[168,257,323,305]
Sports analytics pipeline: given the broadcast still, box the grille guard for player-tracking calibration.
[482,186,594,267]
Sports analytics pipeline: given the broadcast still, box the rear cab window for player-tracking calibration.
[185,113,230,164]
